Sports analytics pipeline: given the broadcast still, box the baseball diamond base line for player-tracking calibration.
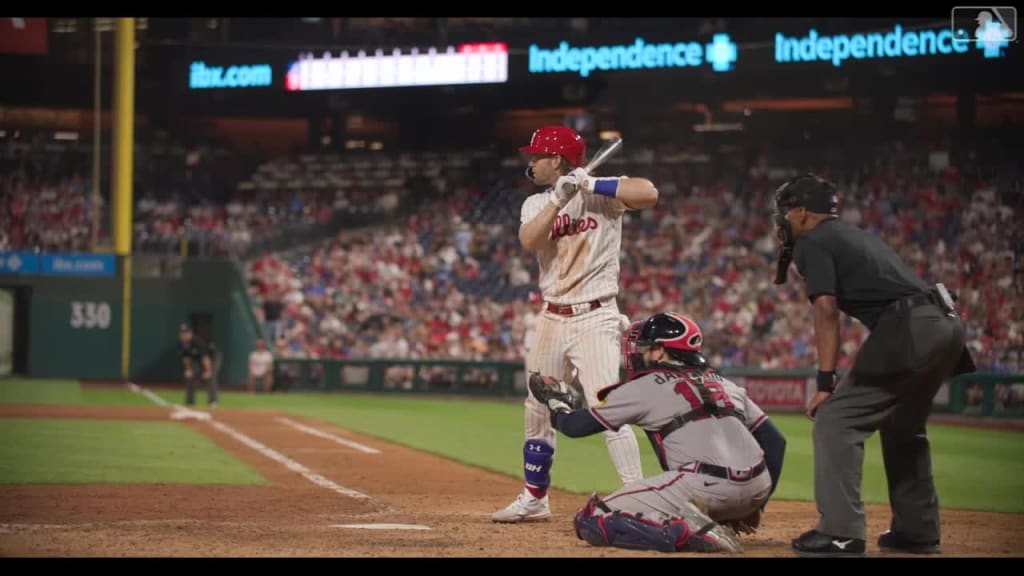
[0,400,1022,556]
[127,382,378,502]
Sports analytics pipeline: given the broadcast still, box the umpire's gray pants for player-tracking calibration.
[813,302,965,541]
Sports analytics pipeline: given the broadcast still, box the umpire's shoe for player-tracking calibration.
[877,530,941,554]
[792,529,866,557]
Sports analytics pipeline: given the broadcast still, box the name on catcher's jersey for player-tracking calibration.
[520,182,628,306]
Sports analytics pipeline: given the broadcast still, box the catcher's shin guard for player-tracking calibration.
[573,494,741,553]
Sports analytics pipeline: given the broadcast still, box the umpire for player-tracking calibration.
[771,174,976,558]
[178,323,219,408]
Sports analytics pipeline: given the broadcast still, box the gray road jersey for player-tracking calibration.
[591,368,767,471]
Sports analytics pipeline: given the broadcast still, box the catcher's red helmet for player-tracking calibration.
[622,312,707,378]
[519,125,585,167]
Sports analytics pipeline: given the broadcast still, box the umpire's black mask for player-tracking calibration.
[772,173,839,284]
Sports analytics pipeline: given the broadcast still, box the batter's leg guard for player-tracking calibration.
[573,495,743,553]
[523,439,554,493]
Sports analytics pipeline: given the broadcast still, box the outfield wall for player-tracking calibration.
[270,357,1024,419]
[0,254,262,387]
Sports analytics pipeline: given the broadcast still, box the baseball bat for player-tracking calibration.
[563,136,624,193]
[584,136,623,173]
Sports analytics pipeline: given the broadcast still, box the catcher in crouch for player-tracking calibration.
[528,312,787,554]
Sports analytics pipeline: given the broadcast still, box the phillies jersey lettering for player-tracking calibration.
[551,214,599,239]
[520,181,628,305]
[590,369,767,471]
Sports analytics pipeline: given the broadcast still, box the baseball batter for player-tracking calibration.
[492,125,659,523]
[529,312,788,553]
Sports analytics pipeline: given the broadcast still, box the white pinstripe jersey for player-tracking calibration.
[520,183,628,306]
[590,368,767,471]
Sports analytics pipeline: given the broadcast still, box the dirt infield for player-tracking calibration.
[1,403,1022,557]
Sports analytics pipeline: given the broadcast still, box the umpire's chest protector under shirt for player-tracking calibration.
[792,219,931,331]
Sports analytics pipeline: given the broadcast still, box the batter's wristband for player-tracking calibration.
[593,178,619,198]
[816,370,837,393]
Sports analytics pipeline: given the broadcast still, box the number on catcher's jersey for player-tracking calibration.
[671,370,737,413]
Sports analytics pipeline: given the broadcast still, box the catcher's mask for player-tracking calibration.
[622,312,708,379]
[772,173,839,284]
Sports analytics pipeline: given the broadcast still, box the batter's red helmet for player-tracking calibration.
[520,125,585,167]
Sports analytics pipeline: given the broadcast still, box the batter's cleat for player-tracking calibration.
[677,501,744,554]
[877,530,941,554]
[491,488,551,523]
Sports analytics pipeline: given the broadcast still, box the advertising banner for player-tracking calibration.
[741,376,808,409]
[285,43,509,91]
[40,254,116,277]
[0,18,48,55]
[528,34,738,77]
[0,251,40,275]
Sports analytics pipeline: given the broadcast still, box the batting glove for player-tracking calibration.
[568,167,592,191]
[550,173,579,208]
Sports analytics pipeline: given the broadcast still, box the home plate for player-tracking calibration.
[330,523,431,531]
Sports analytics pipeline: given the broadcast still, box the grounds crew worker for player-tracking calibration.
[178,323,218,408]
[772,174,976,557]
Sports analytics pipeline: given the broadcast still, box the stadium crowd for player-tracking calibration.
[3,127,1020,374]
[244,133,1022,375]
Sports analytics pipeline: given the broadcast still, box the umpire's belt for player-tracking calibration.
[546,299,602,316]
[679,459,766,482]
[883,291,939,317]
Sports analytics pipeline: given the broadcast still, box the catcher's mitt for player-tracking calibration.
[528,372,585,414]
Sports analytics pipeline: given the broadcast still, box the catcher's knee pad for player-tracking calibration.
[523,439,554,489]
[573,495,724,553]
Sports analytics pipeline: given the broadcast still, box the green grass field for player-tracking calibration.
[0,378,157,407]
[0,417,268,485]
[2,378,1023,512]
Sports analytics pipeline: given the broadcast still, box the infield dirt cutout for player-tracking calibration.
[0,402,1021,557]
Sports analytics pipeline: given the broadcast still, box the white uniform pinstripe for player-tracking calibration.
[520,185,644,485]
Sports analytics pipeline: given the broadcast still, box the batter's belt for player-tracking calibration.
[546,299,602,316]
[678,459,767,482]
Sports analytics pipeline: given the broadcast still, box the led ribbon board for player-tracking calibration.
[189,61,274,89]
[774,23,1009,66]
[285,43,509,91]
[527,35,739,77]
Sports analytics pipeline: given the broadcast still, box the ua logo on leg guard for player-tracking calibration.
[523,439,554,489]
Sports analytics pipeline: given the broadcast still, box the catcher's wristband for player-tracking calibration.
[816,370,837,393]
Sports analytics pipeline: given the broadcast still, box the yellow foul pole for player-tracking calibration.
[114,18,135,380]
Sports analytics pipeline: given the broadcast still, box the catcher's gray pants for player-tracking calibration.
[813,300,966,541]
[600,465,771,524]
